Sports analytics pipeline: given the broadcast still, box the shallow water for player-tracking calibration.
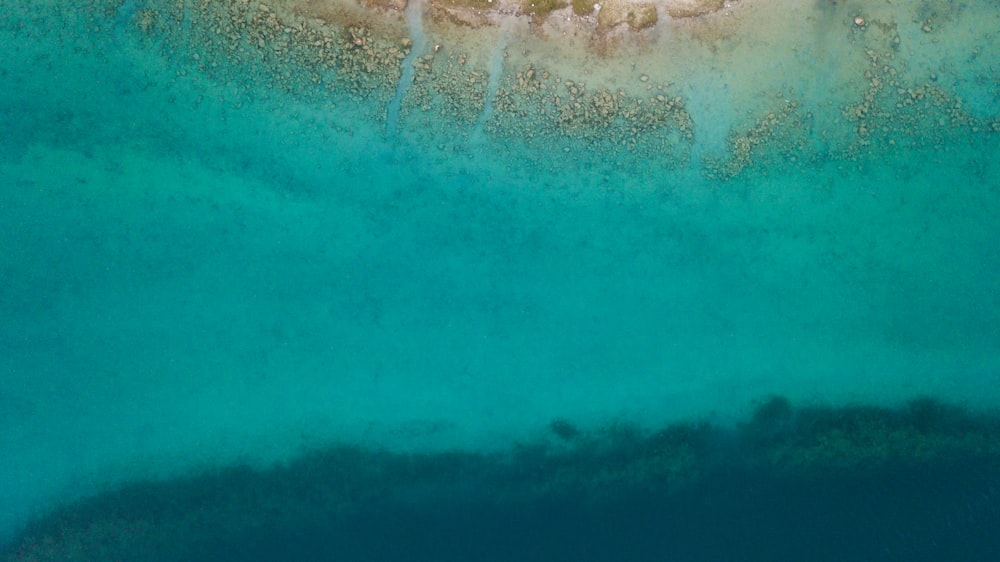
[2,0,999,557]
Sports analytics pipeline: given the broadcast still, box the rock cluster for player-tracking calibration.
[840,18,986,159]
[485,66,695,165]
[706,99,800,179]
[115,0,996,178]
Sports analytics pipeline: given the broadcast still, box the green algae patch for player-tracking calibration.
[571,0,597,16]
[523,0,569,22]
[436,0,494,10]
[663,0,725,18]
[360,0,408,12]
[427,0,494,27]
[627,2,657,29]
[597,0,658,30]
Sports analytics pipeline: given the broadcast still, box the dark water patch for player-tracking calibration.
[5,397,1000,561]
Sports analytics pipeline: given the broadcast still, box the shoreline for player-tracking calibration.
[139,0,999,176]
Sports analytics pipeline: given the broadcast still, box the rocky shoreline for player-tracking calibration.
[354,0,733,34]
[125,0,995,177]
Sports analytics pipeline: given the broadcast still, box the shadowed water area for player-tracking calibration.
[2,0,1000,559]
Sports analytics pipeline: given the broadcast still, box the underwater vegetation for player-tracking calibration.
[4,397,1000,561]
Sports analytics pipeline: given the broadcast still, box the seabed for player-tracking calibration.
[1,0,999,559]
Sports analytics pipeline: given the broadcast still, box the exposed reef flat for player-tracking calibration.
[107,0,1000,179]
[354,0,729,30]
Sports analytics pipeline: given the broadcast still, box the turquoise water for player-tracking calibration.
[2,0,1000,556]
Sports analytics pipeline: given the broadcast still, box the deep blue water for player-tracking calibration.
[197,461,1000,562]
[6,405,1000,561]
